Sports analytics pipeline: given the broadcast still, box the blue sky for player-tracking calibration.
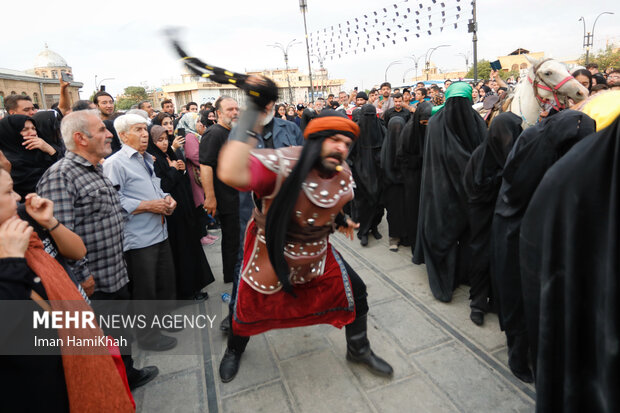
[2,0,617,97]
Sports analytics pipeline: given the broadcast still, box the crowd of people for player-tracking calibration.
[0,58,619,412]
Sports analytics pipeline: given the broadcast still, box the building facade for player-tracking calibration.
[161,67,345,109]
[0,45,82,111]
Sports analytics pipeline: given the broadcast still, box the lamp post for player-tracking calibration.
[311,53,326,95]
[268,39,300,103]
[95,75,114,92]
[469,0,478,82]
[457,52,471,72]
[403,54,425,82]
[579,12,614,65]
[424,45,450,80]
[385,60,403,83]
[299,0,315,103]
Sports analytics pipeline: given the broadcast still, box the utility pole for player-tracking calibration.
[299,0,315,103]
[469,0,478,82]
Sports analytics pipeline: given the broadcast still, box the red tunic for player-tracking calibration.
[232,156,356,336]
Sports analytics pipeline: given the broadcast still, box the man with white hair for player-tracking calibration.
[103,113,179,352]
[37,109,160,390]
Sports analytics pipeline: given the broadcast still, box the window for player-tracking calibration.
[511,64,519,71]
[0,92,4,109]
[33,93,39,104]
[22,92,27,96]
[10,91,16,95]
[520,63,528,69]
[51,71,58,79]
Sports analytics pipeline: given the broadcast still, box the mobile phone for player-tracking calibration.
[177,128,186,137]
[490,60,502,71]
[61,72,73,82]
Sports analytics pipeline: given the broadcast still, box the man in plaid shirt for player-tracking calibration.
[37,109,159,390]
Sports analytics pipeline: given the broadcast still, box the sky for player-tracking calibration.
[1,0,617,98]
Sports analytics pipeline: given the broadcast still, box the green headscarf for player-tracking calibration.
[431,82,473,115]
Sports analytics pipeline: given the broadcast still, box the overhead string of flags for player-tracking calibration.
[308,0,472,61]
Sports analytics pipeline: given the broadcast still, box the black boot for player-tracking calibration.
[219,333,249,383]
[507,333,533,383]
[345,315,393,377]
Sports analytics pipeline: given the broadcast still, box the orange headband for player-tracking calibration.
[303,115,360,140]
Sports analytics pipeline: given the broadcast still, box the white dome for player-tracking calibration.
[33,45,69,68]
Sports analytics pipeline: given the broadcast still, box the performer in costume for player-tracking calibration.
[216,79,394,383]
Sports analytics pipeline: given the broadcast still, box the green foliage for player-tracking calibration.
[115,98,136,111]
[466,60,491,80]
[579,45,620,69]
[114,86,149,111]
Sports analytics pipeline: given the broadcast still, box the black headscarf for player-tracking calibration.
[381,116,406,184]
[31,110,65,156]
[265,110,359,294]
[0,115,59,198]
[348,104,385,199]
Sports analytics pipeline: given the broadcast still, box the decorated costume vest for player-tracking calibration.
[242,146,354,294]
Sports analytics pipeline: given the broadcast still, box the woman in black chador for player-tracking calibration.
[147,125,215,301]
[348,104,385,246]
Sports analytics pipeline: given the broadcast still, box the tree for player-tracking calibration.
[579,45,620,70]
[115,86,149,111]
[466,60,491,80]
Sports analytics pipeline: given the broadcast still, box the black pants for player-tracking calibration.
[227,257,368,353]
[219,212,240,283]
[91,283,134,373]
[124,239,176,343]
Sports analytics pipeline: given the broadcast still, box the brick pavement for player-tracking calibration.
[132,220,535,413]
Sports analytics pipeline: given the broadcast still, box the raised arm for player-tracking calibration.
[218,100,273,188]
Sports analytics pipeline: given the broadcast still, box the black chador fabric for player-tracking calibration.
[412,97,486,302]
[349,104,385,235]
[463,112,522,311]
[31,110,66,157]
[381,117,407,239]
[0,115,60,198]
[397,101,432,252]
[491,110,595,339]
[520,116,620,413]
[147,134,215,299]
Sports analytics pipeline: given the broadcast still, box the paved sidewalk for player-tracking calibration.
[132,220,535,413]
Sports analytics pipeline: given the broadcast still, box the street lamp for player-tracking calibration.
[579,12,614,64]
[385,60,403,83]
[268,39,300,103]
[299,0,315,103]
[311,53,327,95]
[402,54,425,82]
[424,45,450,80]
[456,52,471,71]
[95,75,115,92]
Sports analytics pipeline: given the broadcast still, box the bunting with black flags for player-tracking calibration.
[308,0,471,60]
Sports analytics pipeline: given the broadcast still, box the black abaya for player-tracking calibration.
[462,112,522,311]
[349,104,385,236]
[413,97,487,302]
[397,101,431,252]
[0,115,60,198]
[520,116,620,413]
[147,136,215,299]
[381,117,407,240]
[491,109,596,378]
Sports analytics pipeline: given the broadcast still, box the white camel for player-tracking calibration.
[508,56,589,129]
